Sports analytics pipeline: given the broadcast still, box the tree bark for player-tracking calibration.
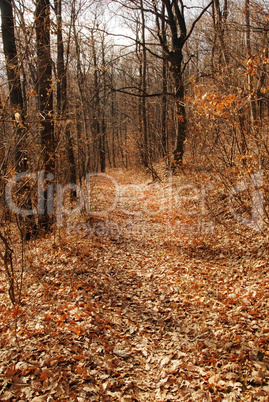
[161,4,168,156]
[152,0,212,165]
[212,0,229,68]
[91,31,105,172]
[155,0,187,165]
[245,0,256,127]
[140,0,149,167]
[0,0,26,169]
[35,0,55,231]
[54,0,76,187]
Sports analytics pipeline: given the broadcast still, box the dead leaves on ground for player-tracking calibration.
[0,169,269,401]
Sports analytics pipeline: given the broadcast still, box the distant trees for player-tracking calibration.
[0,0,219,180]
[109,0,213,166]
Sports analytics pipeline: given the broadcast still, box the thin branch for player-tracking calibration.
[185,1,213,43]
[112,86,175,98]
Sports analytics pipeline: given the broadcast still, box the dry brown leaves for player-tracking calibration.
[0,168,269,401]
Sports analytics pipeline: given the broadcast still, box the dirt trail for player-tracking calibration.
[0,170,269,401]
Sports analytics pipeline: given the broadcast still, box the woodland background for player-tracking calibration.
[0,0,268,181]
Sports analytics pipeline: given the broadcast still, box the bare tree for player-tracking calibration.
[152,0,212,165]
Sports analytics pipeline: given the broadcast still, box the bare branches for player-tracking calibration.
[185,1,213,43]
[112,85,175,98]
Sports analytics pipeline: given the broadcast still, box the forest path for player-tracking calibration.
[0,169,269,401]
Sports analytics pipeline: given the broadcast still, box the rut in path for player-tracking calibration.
[63,171,216,400]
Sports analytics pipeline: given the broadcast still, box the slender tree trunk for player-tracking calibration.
[0,0,23,110]
[0,0,26,169]
[245,0,256,126]
[161,4,168,156]
[91,31,105,172]
[0,0,38,240]
[173,67,186,164]
[72,5,89,176]
[100,37,107,172]
[110,70,117,168]
[212,0,229,68]
[55,0,76,186]
[161,58,168,156]
[140,0,149,167]
[35,0,55,231]
[137,37,143,161]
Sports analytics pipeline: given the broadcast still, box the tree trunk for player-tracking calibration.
[0,0,26,169]
[173,66,186,164]
[100,36,107,173]
[161,57,168,156]
[245,0,256,127]
[212,0,229,68]
[140,0,149,167]
[153,0,188,165]
[161,3,168,157]
[0,0,38,240]
[35,0,55,231]
[55,0,76,186]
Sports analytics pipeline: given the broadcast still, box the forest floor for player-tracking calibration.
[0,168,269,401]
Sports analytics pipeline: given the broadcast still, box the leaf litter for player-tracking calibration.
[0,169,269,401]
